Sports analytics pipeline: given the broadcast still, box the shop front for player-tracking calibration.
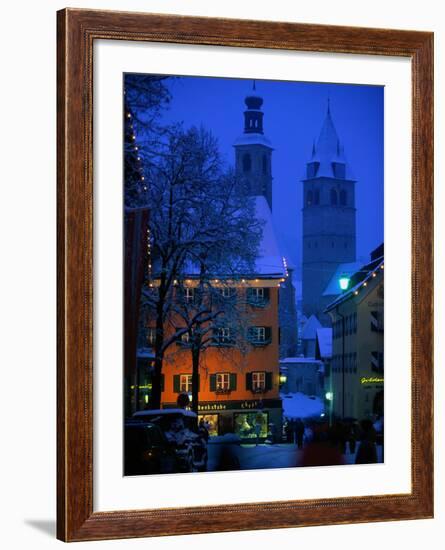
[197,399,282,441]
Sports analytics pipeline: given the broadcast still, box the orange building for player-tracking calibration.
[160,196,286,440]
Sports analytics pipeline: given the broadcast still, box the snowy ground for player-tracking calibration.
[207,441,383,472]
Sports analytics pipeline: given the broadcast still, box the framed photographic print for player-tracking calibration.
[57,8,434,542]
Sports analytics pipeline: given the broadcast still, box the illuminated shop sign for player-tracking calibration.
[360,377,384,385]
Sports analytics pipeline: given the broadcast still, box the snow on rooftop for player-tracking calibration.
[280,357,322,364]
[301,314,322,340]
[253,196,287,278]
[303,108,355,181]
[316,328,332,359]
[280,392,324,419]
[233,133,273,148]
[180,196,285,279]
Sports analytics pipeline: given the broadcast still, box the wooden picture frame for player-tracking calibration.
[57,8,433,542]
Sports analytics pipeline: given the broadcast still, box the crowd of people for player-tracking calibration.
[283,417,383,467]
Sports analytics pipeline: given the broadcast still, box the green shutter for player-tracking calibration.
[246,372,253,391]
[173,375,180,393]
[264,288,270,301]
[265,372,273,391]
[265,326,272,342]
[230,373,237,391]
[210,374,217,392]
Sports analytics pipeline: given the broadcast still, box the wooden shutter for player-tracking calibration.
[229,373,237,391]
[210,374,217,392]
[265,326,272,342]
[264,287,270,301]
[246,372,253,391]
[173,375,180,393]
[265,372,273,391]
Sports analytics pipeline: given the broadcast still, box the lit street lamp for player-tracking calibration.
[337,274,350,420]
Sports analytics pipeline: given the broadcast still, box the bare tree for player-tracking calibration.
[141,126,263,409]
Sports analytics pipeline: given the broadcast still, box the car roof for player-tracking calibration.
[125,421,159,428]
[133,408,197,419]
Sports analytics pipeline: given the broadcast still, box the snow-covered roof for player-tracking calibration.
[322,262,363,296]
[303,106,355,181]
[324,257,384,312]
[233,133,273,148]
[280,357,322,365]
[137,347,155,360]
[316,328,332,359]
[280,392,324,419]
[180,196,285,279]
[253,196,287,278]
[300,314,322,340]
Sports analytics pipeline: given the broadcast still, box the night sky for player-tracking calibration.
[157,75,384,287]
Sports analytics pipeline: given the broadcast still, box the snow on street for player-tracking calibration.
[207,441,383,472]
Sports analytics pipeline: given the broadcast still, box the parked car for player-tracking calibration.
[132,409,208,472]
[124,421,177,476]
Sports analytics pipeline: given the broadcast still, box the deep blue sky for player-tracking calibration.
[157,75,384,281]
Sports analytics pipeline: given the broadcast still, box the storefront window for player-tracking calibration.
[233,412,268,439]
[198,414,219,437]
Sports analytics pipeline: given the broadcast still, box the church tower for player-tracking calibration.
[302,102,357,322]
[233,83,273,209]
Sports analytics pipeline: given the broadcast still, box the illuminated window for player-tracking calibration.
[252,371,266,391]
[180,374,192,392]
[181,332,190,344]
[216,373,230,390]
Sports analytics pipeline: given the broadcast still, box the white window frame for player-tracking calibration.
[220,287,232,298]
[184,287,194,303]
[146,327,156,346]
[216,327,231,344]
[179,374,192,392]
[181,332,190,344]
[252,287,264,300]
[251,326,266,342]
[216,372,230,390]
[252,371,266,391]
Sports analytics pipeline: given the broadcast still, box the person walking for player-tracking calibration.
[294,418,305,449]
[355,419,378,464]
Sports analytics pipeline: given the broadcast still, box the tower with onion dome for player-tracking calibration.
[302,101,357,322]
[233,81,274,209]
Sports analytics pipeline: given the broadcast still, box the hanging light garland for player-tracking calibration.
[126,103,152,285]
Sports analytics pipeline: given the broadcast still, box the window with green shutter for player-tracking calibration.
[173,375,180,393]
[229,373,237,391]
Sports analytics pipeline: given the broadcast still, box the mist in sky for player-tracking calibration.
[158,75,384,282]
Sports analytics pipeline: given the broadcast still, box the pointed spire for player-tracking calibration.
[253,79,256,91]
[327,96,331,116]
[312,140,316,157]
